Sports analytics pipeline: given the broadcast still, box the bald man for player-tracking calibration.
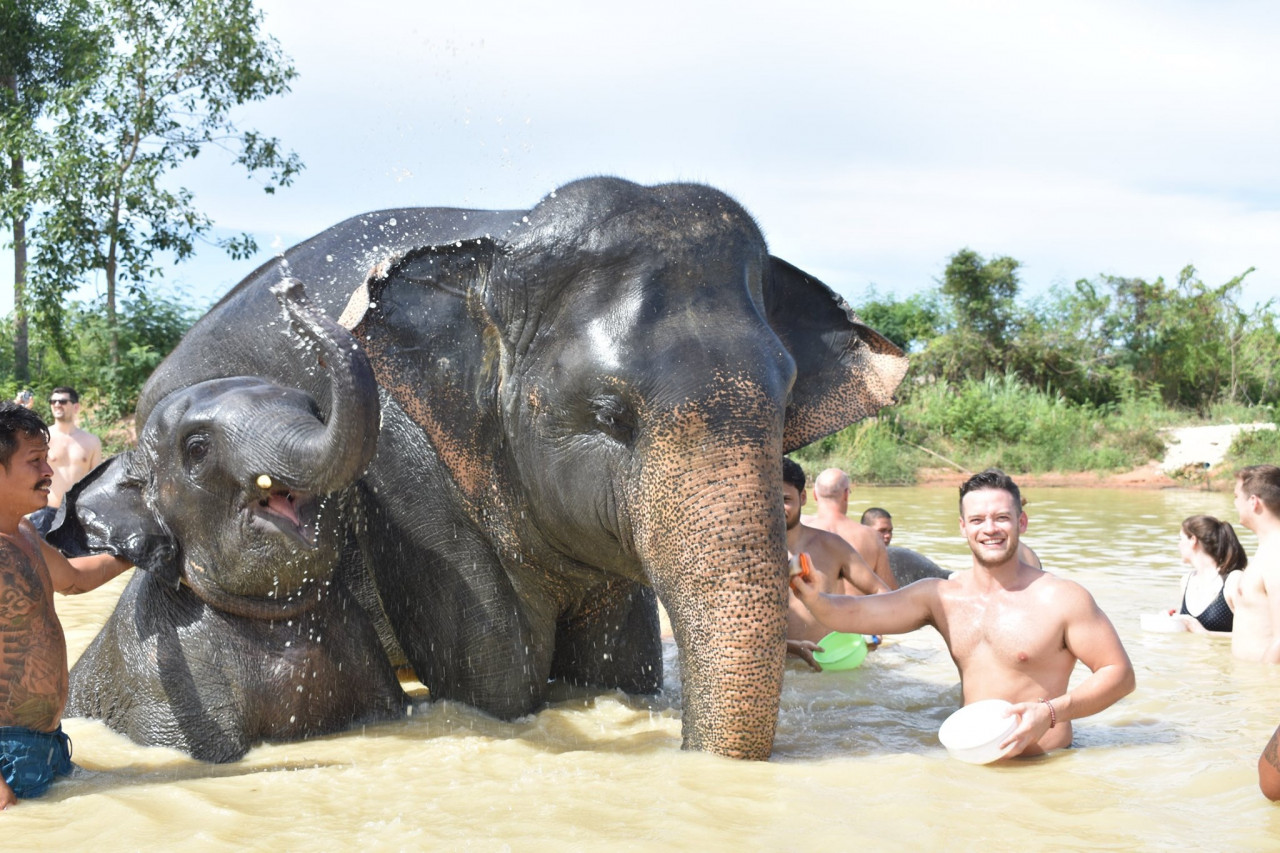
[803,467,898,590]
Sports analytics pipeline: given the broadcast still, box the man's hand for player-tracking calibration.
[1000,700,1056,757]
[0,777,16,810]
[786,639,824,672]
[789,562,821,604]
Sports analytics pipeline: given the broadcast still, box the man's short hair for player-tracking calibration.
[959,468,1022,514]
[861,507,891,524]
[1238,465,1280,517]
[0,401,50,468]
[782,457,806,494]
[50,386,79,404]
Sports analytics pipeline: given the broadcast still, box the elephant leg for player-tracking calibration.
[368,542,554,718]
[551,580,662,695]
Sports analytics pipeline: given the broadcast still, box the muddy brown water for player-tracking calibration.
[9,486,1280,850]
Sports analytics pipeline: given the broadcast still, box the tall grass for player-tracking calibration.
[797,373,1178,484]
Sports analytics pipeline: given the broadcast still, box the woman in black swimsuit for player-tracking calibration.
[1175,515,1248,634]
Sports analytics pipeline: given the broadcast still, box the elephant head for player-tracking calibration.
[341,178,906,758]
[51,279,380,619]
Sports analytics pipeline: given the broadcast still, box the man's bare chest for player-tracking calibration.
[944,596,1064,667]
[0,536,53,626]
[49,437,92,467]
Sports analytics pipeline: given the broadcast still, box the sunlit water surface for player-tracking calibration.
[10,486,1280,850]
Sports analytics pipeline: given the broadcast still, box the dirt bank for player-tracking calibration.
[915,461,1184,490]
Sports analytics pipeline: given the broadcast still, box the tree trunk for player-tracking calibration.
[11,155,29,384]
[3,74,29,383]
[106,236,118,366]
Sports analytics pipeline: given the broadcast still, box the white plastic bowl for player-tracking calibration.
[1140,612,1186,633]
[938,699,1018,764]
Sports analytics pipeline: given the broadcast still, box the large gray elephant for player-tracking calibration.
[52,282,406,762]
[114,177,906,760]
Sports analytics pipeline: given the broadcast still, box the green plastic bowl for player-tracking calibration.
[812,631,868,671]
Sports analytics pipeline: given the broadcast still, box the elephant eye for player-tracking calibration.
[183,433,211,468]
[590,394,636,445]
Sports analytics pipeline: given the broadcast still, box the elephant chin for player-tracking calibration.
[182,558,328,620]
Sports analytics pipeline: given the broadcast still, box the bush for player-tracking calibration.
[1,289,200,426]
[1224,425,1280,470]
[796,373,1173,483]
[792,417,924,485]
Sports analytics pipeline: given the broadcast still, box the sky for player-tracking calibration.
[3,0,1280,316]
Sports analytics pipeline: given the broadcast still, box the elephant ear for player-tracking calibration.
[765,256,908,454]
[46,451,182,587]
[340,239,506,505]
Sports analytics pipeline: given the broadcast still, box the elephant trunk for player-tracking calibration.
[633,406,788,760]
[265,279,380,493]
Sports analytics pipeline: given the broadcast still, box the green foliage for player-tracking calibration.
[799,374,1173,484]
[914,248,1029,383]
[2,0,301,364]
[792,418,923,485]
[1224,423,1280,471]
[0,287,198,427]
[853,287,941,352]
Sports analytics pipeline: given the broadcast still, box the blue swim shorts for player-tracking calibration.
[0,725,74,799]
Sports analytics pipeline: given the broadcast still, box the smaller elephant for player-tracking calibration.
[887,546,953,585]
[50,281,406,762]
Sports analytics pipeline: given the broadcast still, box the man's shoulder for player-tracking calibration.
[800,525,858,559]
[72,428,102,450]
[1025,570,1104,615]
[800,524,845,548]
[1254,536,1280,567]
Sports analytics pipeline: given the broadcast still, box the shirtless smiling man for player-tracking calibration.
[1230,465,1280,663]
[791,468,1135,756]
[783,459,887,668]
[44,387,102,510]
[0,402,131,808]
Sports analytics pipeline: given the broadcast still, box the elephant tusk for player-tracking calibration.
[256,474,273,490]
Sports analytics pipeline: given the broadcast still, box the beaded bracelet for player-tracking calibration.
[1040,697,1057,728]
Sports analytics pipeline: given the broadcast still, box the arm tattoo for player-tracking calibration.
[1265,726,1280,772]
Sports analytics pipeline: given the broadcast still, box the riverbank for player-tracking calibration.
[910,422,1276,491]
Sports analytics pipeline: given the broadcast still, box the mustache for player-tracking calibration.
[35,478,52,491]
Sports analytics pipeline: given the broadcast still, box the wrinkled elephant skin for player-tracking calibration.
[133,177,907,760]
[887,546,953,585]
[52,283,406,762]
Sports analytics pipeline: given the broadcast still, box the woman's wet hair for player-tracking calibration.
[1182,514,1248,577]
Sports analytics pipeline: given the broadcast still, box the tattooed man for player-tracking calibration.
[0,402,130,809]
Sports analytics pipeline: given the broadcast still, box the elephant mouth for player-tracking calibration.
[247,487,318,548]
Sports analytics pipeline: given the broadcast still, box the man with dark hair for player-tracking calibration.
[0,402,131,808]
[782,459,886,669]
[44,386,102,513]
[804,468,897,589]
[791,467,1134,756]
[1232,465,1280,663]
[860,507,893,547]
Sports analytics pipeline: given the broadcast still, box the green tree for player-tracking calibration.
[20,0,302,363]
[1106,266,1269,411]
[0,0,102,382]
[919,248,1024,382]
[854,286,941,353]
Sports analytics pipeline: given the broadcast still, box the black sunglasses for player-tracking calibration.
[49,398,73,405]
